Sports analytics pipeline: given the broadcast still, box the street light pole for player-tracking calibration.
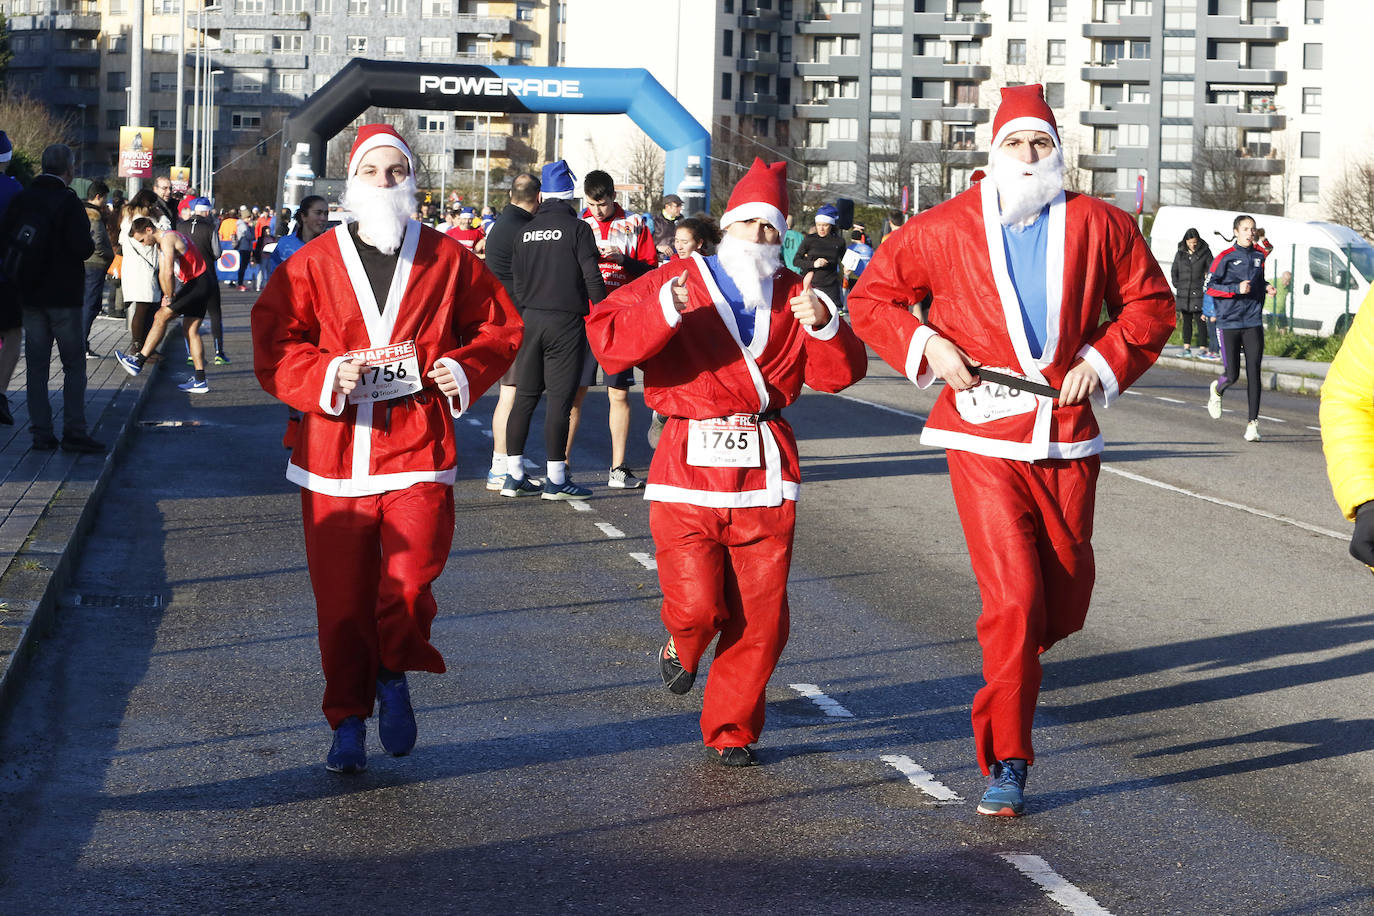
[175,0,186,174]
[206,69,223,202]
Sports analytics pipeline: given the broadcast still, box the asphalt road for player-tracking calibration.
[0,307,1369,915]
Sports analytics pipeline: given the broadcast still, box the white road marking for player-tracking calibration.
[999,854,1114,916]
[878,754,962,803]
[788,683,855,718]
[1101,464,1347,539]
[1154,396,1186,404]
[594,522,626,539]
[827,392,927,422]
[569,500,594,513]
[1307,425,1322,432]
[1124,390,1142,396]
[1257,414,1285,423]
[628,551,657,570]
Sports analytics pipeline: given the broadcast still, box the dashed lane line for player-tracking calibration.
[998,854,1114,916]
[569,500,594,512]
[1307,425,1322,431]
[594,521,626,539]
[878,754,962,804]
[787,683,855,718]
[1101,464,1347,540]
[1154,396,1186,404]
[1257,414,1285,423]
[628,552,657,570]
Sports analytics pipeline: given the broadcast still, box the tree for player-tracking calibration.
[0,13,13,90]
[1187,124,1281,215]
[1327,158,1374,243]
[615,133,664,215]
[0,89,74,183]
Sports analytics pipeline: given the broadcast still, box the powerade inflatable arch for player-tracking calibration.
[280,58,710,208]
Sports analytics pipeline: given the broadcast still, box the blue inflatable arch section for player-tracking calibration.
[281,58,710,205]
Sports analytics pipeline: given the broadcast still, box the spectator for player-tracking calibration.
[234,205,255,290]
[150,174,177,226]
[119,189,169,353]
[0,130,24,426]
[81,179,115,358]
[178,197,226,363]
[795,204,846,309]
[651,193,683,262]
[1171,228,1212,358]
[842,226,874,301]
[0,144,103,452]
[673,216,721,259]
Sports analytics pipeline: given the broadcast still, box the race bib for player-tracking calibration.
[343,340,424,405]
[954,367,1039,424]
[686,415,762,468]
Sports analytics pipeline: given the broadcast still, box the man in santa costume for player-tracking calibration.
[252,124,521,774]
[586,158,868,766]
[848,85,1174,816]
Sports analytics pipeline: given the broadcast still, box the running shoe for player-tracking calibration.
[541,478,592,500]
[647,411,667,448]
[500,474,542,497]
[486,470,505,491]
[114,349,143,377]
[1206,380,1223,419]
[178,377,210,394]
[214,352,231,365]
[608,466,645,489]
[325,716,367,774]
[375,674,417,756]
[1244,420,1261,442]
[713,746,759,767]
[977,758,1027,817]
[86,347,101,359]
[1181,347,1192,358]
[660,637,695,694]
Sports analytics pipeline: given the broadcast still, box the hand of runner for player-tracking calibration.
[1058,358,1101,406]
[790,272,830,329]
[924,335,979,390]
[669,270,690,311]
[428,363,460,398]
[333,358,366,396]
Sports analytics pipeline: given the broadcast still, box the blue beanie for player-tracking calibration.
[815,204,839,225]
[541,160,576,199]
[0,131,12,164]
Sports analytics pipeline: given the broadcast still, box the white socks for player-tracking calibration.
[546,460,567,485]
[506,454,525,481]
[490,452,506,476]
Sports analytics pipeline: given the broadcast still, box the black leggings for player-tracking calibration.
[1215,325,1264,421]
[204,282,224,353]
[505,309,587,462]
[1177,311,1208,349]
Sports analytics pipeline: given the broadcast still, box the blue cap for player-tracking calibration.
[816,204,839,225]
[541,160,576,199]
[0,130,12,164]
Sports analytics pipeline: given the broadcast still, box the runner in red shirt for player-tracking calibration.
[445,206,486,257]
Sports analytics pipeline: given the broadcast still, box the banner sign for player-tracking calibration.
[118,127,155,178]
[170,165,190,193]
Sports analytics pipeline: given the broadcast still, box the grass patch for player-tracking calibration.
[1165,325,1345,361]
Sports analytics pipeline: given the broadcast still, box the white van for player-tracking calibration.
[1148,205,1373,336]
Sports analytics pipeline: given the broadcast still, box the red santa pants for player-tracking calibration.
[650,500,796,750]
[300,482,453,727]
[946,451,1099,775]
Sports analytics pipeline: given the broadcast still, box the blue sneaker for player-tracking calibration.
[178,376,210,394]
[114,349,143,377]
[486,470,504,491]
[325,716,367,773]
[500,474,542,497]
[977,758,1027,817]
[375,674,417,756]
[541,477,591,500]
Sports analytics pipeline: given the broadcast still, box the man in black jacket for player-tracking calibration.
[82,179,114,358]
[0,144,102,452]
[794,203,847,312]
[502,160,607,500]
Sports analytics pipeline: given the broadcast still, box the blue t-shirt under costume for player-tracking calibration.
[1002,206,1050,359]
[704,255,756,346]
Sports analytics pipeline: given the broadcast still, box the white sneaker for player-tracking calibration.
[1244,420,1261,442]
[608,466,644,489]
[1207,380,1223,419]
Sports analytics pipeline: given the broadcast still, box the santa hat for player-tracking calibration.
[991,84,1061,151]
[541,160,576,199]
[192,197,212,214]
[720,157,788,236]
[347,123,414,177]
[815,204,838,225]
[0,131,12,164]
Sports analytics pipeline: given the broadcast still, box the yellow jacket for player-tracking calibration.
[1320,288,1374,519]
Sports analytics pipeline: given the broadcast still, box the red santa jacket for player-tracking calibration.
[252,221,521,496]
[586,253,868,507]
[583,204,657,292]
[848,181,1175,462]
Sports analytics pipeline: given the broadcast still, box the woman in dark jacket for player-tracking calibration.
[1205,214,1274,443]
[1171,228,1211,357]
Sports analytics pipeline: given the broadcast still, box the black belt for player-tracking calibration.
[670,409,782,423]
[971,368,1060,400]
[375,389,432,432]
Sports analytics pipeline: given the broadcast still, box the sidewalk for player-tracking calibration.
[1155,345,1329,396]
[0,311,159,712]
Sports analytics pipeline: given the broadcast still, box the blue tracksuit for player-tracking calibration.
[1206,244,1267,329]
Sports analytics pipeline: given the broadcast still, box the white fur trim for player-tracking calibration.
[659,277,684,327]
[804,290,840,340]
[920,426,1103,461]
[905,326,939,388]
[719,201,787,237]
[287,462,456,497]
[542,188,575,199]
[1077,344,1120,408]
[319,355,351,415]
[435,356,470,417]
[644,479,800,508]
[348,133,414,176]
[992,116,1061,151]
[814,213,836,225]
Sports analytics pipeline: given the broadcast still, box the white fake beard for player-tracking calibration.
[716,233,782,312]
[340,175,416,255]
[989,146,1065,228]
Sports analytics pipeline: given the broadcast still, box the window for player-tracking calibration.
[1305,0,1323,23]
[150,109,177,129]
[949,124,977,149]
[347,35,367,53]
[151,33,177,51]
[423,0,451,15]
[231,111,262,130]
[1120,123,1148,147]
[421,36,452,58]
[1302,87,1322,114]
[232,71,264,92]
[954,81,978,105]
[106,70,128,91]
[723,30,732,57]
[314,0,332,11]
[1045,82,1065,108]
[871,33,901,70]
[384,36,405,55]
[417,114,449,132]
[1161,124,1191,162]
[1163,0,1194,27]
[1007,39,1027,66]
[516,2,533,20]
[1099,40,1124,64]
[151,0,179,13]
[1243,129,1271,157]
[515,40,533,59]
[951,40,980,64]
[108,34,128,52]
[347,0,367,13]
[1303,43,1322,70]
[277,72,303,92]
[1094,126,1117,154]
[872,0,902,26]
[870,76,900,113]
[381,0,404,12]
[721,73,732,101]
[1009,0,1026,20]
[1048,0,1067,20]
[279,0,307,10]
[313,73,329,90]
[272,34,304,52]
[1129,40,1149,59]
[1159,168,1192,205]
[1046,40,1065,66]
[1301,132,1321,158]
[806,121,827,147]
[233,33,266,52]
[234,0,264,10]
[149,71,177,91]
[830,118,858,140]
[1100,0,1123,22]
[1162,80,1192,116]
[314,34,332,52]
[1163,36,1194,74]
[106,109,126,130]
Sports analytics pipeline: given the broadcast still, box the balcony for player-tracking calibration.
[1201,104,1286,130]
[416,131,510,152]
[1235,153,1285,175]
[454,15,512,35]
[1081,58,1152,82]
[909,12,991,37]
[1078,152,1121,170]
[53,49,101,69]
[1203,60,1286,85]
[452,51,498,65]
[48,86,100,106]
[218,50,309,69]
[944,148,988,167]
[795,12,861,34]
[735,97,792,120]
[795,55,859,78]
[1206,16,1288,41]
[739,7,781,30]
[736,52,780,75]
[1079,102,1152,125]
[54,12,102,31]
[203,10,310,30]
[910,58,992,81]
[941,104,989,123]
[1082,15,1154,38]
[794,97,860,119]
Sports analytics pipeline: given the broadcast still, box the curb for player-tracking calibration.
[1155,354,1325,397]
[0,359,158,716]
